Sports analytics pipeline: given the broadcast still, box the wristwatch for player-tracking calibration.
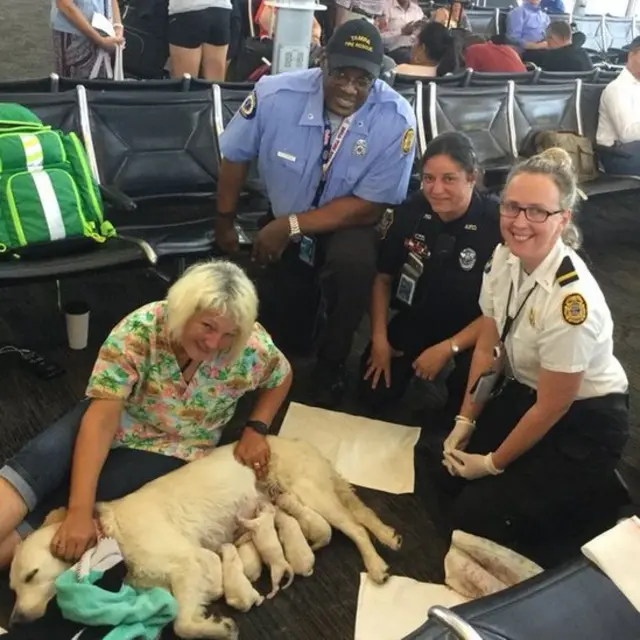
[244,420,269,436]
[288,214,302,243]
[450,339,460,355]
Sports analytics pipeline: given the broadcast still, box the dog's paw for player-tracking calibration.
[211,615,239,640]
[221,617,239,640]
[389,531,403,551]
[367,558,390,585]
[378,526,403,551]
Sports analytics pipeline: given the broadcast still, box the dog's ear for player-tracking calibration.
[43,507,67,527]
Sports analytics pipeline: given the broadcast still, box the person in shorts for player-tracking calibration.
[168,0,233,80]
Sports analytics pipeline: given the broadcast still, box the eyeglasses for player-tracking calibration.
[500,200,563,223]
[328,69,374,91]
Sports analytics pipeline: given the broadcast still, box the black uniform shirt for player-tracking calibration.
[377,189,502,344]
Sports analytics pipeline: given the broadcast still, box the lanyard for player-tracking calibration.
[311,115,353,208]
[500,281,538,343]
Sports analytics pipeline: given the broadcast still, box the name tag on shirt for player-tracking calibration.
[277,151,297,163]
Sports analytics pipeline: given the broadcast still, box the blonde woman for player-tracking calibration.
[419,148,629,566]
[0,260,292,566]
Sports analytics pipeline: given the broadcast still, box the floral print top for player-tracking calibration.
[85,301,291,461]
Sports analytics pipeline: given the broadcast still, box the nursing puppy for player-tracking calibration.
[236,539,262,583]
[238,504,293,599]
[274,508,315,577]
[10,436,401,639]
[220,544,264,611]
[275,492,332,550]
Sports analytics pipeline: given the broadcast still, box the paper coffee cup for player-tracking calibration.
[64,301,90,350]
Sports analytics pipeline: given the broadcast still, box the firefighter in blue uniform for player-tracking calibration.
[215,19,416,407]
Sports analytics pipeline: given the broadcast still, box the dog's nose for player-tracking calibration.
[9,609,27,626]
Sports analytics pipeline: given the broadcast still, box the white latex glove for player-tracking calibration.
[444,450,503,481]
[442,456,457,476]
[443,416,476,453]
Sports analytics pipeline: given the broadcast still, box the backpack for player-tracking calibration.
[524,130,600,184]
[0,103,115,257]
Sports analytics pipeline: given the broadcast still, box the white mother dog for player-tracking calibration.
[10,435,401,639]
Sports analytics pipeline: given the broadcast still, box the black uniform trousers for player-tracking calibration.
[416,381,629,568]
[254,223,378,362]
[357,309,473,413]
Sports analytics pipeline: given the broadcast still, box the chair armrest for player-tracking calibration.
[100,184,137,212]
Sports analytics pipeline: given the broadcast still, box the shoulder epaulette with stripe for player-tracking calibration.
[555,256,579,287]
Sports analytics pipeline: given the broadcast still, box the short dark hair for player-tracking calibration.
[547,20,572,40]
[416,22,465,75]
[423,132,478,174]
[630,36,640,52]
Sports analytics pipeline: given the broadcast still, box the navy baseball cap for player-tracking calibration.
[325,19,384,78]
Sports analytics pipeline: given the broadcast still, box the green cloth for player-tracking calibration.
[56,568,178,640]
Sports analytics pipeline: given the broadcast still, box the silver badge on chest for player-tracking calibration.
[353,139,367,156]
[459,247,477,271]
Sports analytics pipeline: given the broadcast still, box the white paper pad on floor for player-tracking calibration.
[581,516,640,613]
[279,402,421,494]
[354,573,469,640]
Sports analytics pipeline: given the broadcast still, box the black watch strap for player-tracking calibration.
[244,420,269,435]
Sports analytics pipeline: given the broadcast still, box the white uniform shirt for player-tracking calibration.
[479,241,627,399]
[596,67,640,147]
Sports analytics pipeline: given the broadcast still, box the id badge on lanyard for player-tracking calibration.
[470,282,537,404]
[397,253,423,306]
[300,115,353,267]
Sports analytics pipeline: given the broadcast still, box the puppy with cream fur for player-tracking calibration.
[276,492,332,550]
[221,544,264,611]
[274,508,315,577]
[238,503,293,599]
[236,539,262,583]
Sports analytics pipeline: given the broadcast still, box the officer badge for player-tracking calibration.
[401,127,415,154]
[239,92,257,120]
[353,139,367,156]
[529,307,536,328]
[459,247,476,271]
[562,293,587,325]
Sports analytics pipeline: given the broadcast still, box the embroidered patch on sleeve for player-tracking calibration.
[562,293,587,325]
[401,127,415,154]
[239,92,257,120]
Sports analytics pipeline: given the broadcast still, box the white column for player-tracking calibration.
[270,0,326,74]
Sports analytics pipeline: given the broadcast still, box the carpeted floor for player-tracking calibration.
[2,5,640,639]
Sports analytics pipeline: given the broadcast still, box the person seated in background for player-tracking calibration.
[335,0,385,26]
[378,0,424,64]
[417,148,629,568]
[359,132,501,417]
[506,0,550,51]
[596,36,640,176]
[431,1,471,31]
[0,261,292,567]
[540,0,565,13]
[395,21,464,77]
[255,0,322,46]
[464,34,527,73]
[523,21,592,72]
